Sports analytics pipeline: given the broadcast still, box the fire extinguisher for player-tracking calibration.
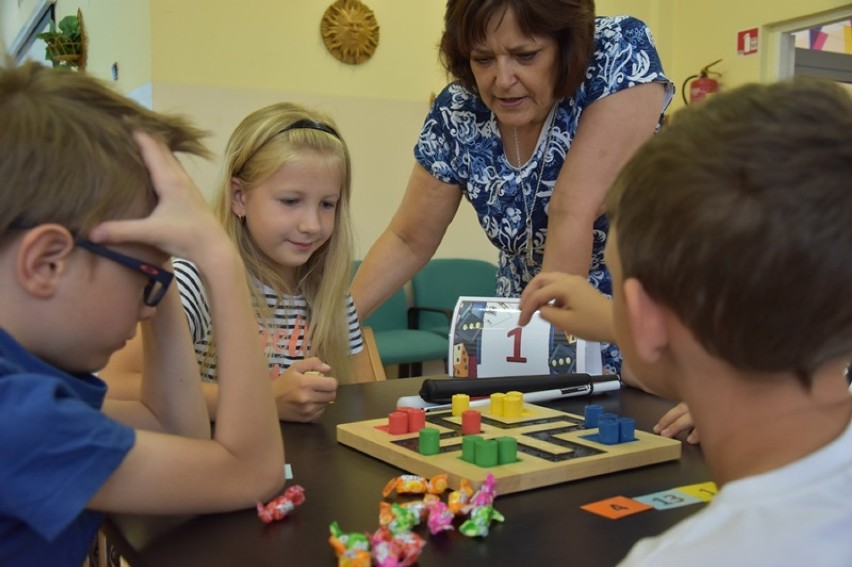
[681,59,722,105]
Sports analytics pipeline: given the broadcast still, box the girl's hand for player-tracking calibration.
[273,358,338,423]
[518,272,616,343]
[654,402,700,444]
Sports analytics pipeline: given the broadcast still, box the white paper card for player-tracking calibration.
[448,297,603,378]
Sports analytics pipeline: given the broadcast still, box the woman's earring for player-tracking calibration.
[237,213,246,224]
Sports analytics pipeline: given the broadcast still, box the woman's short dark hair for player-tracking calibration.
[439,0,596,98]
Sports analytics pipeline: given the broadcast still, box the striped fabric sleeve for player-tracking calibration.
[172,258,212,344]
[345,294,364,355]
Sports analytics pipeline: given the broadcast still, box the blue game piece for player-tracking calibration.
[598,416,620,444]
[584,404,603,428]
[619,417,636,442]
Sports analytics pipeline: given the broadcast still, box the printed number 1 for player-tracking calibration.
[506,327,528,363]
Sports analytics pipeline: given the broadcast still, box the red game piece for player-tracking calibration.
[406,407,426,432]
[388,411,408,435]
[461,409,481,435]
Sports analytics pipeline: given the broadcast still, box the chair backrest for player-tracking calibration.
[411,258,497,333]
[364,286,409,332]
[350,326,387,382]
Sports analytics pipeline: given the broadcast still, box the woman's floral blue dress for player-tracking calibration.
[414,16,673,374]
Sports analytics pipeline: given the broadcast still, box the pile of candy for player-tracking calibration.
[256,484,306,524]
[329,472,504,566]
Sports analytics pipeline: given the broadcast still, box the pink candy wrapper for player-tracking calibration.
[256,484,305,524]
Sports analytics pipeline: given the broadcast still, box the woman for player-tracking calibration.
[352,0,672,373]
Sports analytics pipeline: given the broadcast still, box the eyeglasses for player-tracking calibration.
[75,239,173,307]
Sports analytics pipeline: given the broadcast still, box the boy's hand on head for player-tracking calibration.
[518,272,616,343]
[87,132,228,261]
[273,358,338,423]
[654,402,700,444]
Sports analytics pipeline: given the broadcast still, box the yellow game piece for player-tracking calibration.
[503,392,523,419]
[452,393,470,416]
[489,392,505,416]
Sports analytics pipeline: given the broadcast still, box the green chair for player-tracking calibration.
[353,261,448,377]
[409,258,497,340]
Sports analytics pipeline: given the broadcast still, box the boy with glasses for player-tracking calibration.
[0,61,284,564]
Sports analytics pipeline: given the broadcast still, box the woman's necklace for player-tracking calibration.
[512,120,551,267]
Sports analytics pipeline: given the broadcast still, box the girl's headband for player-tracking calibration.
[236,119,342,176]
[278,119,341,140]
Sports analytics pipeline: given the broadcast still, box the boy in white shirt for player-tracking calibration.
[523,79,852,566]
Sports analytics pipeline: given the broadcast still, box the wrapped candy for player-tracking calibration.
[459,505,505,538]
[256,484,305,523]
[380,502,420,535]
[447,479,474,515]
[370,526,425,567]
[425,498,455,535]
[329,521,371,558]
[338,549,371,567]
[382,473,449,497]
[470,472,497,508]
[379,500,428,530]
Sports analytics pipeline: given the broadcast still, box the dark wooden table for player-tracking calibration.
[105,377,709,566]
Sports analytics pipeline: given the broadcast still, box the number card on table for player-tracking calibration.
[448,297,603,378]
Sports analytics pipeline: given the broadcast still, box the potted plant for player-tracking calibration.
[37,10,86,70]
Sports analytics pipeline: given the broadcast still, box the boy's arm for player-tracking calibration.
[103,284,209,438]
[100,327,144,399]
[102,326,226,420]
[103,330,337,423]
[90,132,283,512]
[518,272,617,343]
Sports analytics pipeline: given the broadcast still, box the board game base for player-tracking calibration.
[337,403,681,495]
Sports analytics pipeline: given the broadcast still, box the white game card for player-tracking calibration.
[448,297,602,378]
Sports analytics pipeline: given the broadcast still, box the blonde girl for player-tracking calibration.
[104,103,363,422]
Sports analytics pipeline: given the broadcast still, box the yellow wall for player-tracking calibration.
[3,0,851,262]
[663,0,851,111]
[78,0,152,98]
[149,1,447,102]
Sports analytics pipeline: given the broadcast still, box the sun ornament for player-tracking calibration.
[321,0,380,65]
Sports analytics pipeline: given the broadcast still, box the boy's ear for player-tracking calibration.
[230,177,246,217]
[622,278,668,363]
[16,225,76,299]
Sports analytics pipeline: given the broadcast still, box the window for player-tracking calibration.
[9,0,57,66]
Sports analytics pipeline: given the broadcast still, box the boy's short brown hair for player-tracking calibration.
[0,61,208,239]
[608,80,852,381]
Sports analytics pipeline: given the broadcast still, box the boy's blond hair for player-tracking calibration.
[0,61,208,238]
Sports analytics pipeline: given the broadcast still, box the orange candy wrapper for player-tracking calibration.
[382,473,448,498]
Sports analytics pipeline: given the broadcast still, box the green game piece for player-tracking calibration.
[474,438,498,467]
[461,435,483,463]
[497,436,518,464]
[419,427,440,456]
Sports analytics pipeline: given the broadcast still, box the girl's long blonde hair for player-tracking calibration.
[208,102,354,382]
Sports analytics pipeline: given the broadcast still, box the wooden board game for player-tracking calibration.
[337,404,682,495]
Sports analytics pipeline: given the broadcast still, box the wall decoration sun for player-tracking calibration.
[321,0,380,65]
